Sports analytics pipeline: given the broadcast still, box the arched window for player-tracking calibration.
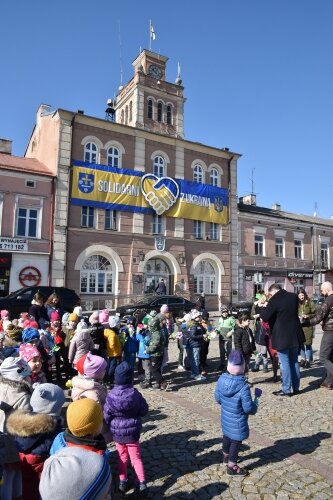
[80,255,113,294]
[157,101,163,122]
[193,260,217,294]
[193,164,203,183]
[166,105,172,125]
[147,99,153,119]
[125,105,128,124]
[153,156,165,177]
[210,168,218,186]
[121,110,124,124]
[129,101,133,122]
[107,147,120,168]
[84,142,98,163]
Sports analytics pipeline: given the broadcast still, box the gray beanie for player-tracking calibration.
[0,356,31,382]
[39,447,112,500]
[30,383,66,416]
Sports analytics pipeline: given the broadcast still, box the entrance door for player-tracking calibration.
[144,258,172,294]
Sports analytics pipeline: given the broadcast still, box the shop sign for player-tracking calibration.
[287,271,313,279]
[0,237,28,252]
[18,266,41,287]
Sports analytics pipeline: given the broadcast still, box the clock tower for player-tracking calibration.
[113,49,186,138]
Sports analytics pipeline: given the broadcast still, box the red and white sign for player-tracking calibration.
[19,266,41,287]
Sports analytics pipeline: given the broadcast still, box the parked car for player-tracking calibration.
[312,296,325,307]
[0,286,81,319]
[116,294,197,319]
[229,301,253,318]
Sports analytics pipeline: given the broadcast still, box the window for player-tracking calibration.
[121,110,124,124]
[129,101,133,122]
[255,234,264,256]
[210,168,218,187]
[80,255,113,294]
[275,237,284,257]
[152,214,164,234]
[147,99,153,119]
[104,209,117,230]
[107,147,120,168]
[294,239,303,259]
[193,164,203,183]
[153,156,165,177]
[320,242,329,268]
[81,206,95,228]
[193,260,217,294]
[16,207,38,237]
[125,105,128,124]
[210,222,218,240]
[157,101,163,122]
[193,220,203,239]
[25,180,36,188]
[166,105,172,125]
[84,142,97,163]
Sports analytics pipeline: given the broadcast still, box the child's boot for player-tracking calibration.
[251,364,259,372]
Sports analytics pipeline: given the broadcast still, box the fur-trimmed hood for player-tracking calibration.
[7,409,58,437]
[0,375,32,393]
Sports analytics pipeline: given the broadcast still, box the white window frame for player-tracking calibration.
[152,214,165,234]
[81,206,95,228]
[320,237,330,268]
[209,168,219,187]
[104,209,118,231]
[275,237,284,258]
[191,160,207,183]
[80,255,114,294]
[294,239,303,259]
[15,207,39,238]
[153,156,165,177]
[107,147,120,168]
[84,142,98,163]
[193,220,204,239]
[255,234,264,256]
[209,222,219,241]
[193,260,217,294]
[193,164,203,183]
[14,195,43,239]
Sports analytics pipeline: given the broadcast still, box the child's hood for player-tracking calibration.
[218,373,247,397]
[71,375,96,391]
[7,408,58,437]
[106,386,140,413]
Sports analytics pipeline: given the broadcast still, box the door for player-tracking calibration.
[144,258,172,294]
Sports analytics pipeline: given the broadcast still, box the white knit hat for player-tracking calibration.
[30,383,65,416]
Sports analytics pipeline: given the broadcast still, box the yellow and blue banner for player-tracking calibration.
[71,161,229,224]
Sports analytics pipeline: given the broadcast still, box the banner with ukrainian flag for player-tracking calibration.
[71,161,229,224]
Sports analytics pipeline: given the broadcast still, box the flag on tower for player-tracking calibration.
[150,20,156,40]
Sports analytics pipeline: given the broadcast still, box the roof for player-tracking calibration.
[238,202,333,226]
[0,153,53,177]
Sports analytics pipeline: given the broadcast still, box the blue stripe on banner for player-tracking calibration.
[72,160,144,177]
[70,197,153,214]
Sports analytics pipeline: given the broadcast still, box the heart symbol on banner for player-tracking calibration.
[141,174,180,215]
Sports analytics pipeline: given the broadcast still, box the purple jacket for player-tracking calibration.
[103,385,148,444]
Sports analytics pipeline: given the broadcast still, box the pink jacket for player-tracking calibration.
[71,375,107,407]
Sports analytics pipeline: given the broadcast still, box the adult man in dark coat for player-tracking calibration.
[155,279,166,295]
[260,283,304,396]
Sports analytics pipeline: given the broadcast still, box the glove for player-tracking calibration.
[255,387,262,398]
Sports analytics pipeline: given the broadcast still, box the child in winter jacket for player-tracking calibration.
[233,313,256,372]
[104,361,148,494]
[215,350,260,476]
[49,311,70,381]
[103,315,122,385]
[89,311,107,357]
[19,344,47,386]
[7,383,65,500]
[68,320,94,370]
[136,325,151,388]
[0,357,32,500]
[217,306,235,371]
[71,352,108,407]
[50,398,107,456]
[121,316,139,369]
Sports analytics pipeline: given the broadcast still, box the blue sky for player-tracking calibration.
[1,0,332,219]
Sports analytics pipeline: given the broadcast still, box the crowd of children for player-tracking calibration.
[0,288,274,497]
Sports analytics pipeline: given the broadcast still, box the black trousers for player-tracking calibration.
[219,336,232,367]
[150,355,163,386]
[222,435,242,464]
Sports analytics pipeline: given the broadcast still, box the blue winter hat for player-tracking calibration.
[227,350,245,375]
[114,361,133,386]
[22,327,40,343]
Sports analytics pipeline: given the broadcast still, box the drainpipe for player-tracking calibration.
[227,154,236,306]
[64,114,77,287]
[48,175,56,285]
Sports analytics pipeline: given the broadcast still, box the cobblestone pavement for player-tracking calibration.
[110,324,332,499]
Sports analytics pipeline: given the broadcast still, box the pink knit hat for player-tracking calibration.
[1,310,9,319]
[19,344,41,363]
[227,350,245,376]
[83,352,107,379]
[50,311,61,322]
[99,309,109,326]
[160,304,169,313]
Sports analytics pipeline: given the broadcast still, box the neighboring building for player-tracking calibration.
[238,194,333,301]
[25,49,240,311]
[0,139,55,296]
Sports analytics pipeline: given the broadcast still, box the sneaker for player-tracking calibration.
[160,381,170,391]
[227,465,248,476]
[149,384,161,391]
[139,481,147,492]
[194,374,206,381]
[251,365,259,372]
[178,365,186,371]
[299,359,305,367]
[118,480,127,493]
[140,381,151,389]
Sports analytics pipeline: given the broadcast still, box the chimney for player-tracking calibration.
[271,203,281,211]
[239,194,256,206]
[0,139,12,155]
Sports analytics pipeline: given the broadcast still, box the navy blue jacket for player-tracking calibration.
[215,373,257,441]
[188,322,204,348]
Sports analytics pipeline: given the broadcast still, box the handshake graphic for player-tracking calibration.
[141,174,179,215]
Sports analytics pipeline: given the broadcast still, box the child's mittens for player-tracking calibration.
[255,387,262,398]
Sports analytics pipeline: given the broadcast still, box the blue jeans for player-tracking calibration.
[278,347,300,393]
[191,347,200,376]
[105,356,120,384]
[300,344,313,362]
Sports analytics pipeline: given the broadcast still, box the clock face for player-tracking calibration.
[148,64,162,79]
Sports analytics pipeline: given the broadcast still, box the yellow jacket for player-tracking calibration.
[104,328,122,357]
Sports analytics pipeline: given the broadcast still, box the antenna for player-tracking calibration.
[251,167,255,194]
[118,20,123,87]
[314,201,317,217]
